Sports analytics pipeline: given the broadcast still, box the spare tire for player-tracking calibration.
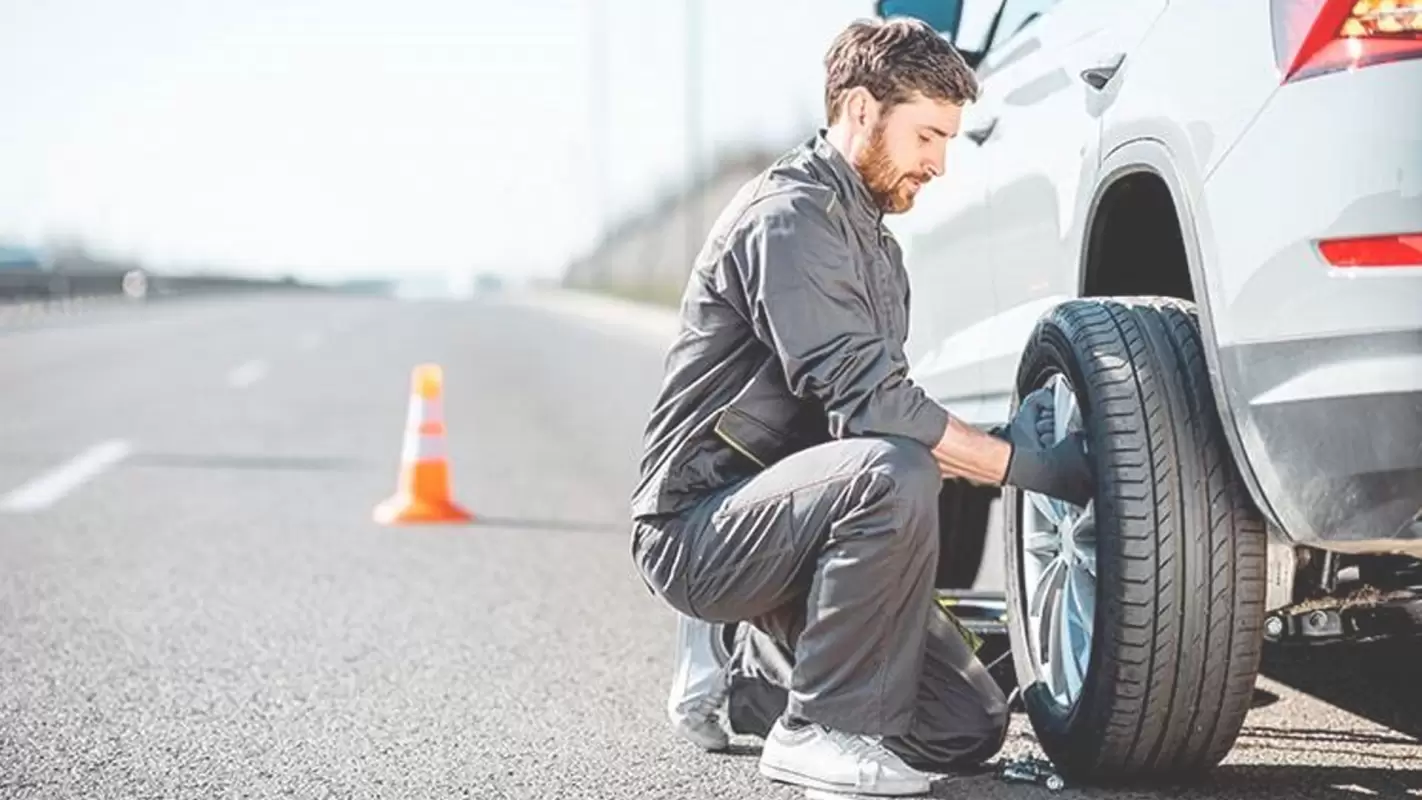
[1003,297,1267,784]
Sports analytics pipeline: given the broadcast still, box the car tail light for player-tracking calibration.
[1318,233,1422,267]
[1271,0,1422,82]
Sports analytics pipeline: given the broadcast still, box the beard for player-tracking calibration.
[854,122,928,214]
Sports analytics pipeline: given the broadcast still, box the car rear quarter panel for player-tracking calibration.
[1200,58,1422,551]
[1098,1,1422,548]
[1098,0,1285,192]
[1088,0,1290,526]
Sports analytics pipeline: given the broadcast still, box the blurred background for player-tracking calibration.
[0,0,997,304]
[4,3,1417,799]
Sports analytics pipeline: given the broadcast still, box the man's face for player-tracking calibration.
[854,93,964,214]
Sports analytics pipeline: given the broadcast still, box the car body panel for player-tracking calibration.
[897,0,1422,551]
[1097,0,1287,195]
[1201,56,1422,549]
[900,0,1169,425]
[980,0,1168,412]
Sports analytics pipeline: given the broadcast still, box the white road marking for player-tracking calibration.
[227,359,268,388]
[299,332,324,351]
[0,439,133,512]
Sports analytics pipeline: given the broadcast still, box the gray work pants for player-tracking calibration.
[633,436,1009,768]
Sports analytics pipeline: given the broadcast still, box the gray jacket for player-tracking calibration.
[630,131,950,520]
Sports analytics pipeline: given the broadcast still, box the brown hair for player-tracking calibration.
[824,17,979,123]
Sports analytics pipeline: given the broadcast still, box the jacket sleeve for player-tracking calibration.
[731,190,950,450]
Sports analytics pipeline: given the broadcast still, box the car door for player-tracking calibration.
[894,107,1000,424]
[973,0,1168,419]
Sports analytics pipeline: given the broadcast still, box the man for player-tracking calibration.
[631,16,1094,798]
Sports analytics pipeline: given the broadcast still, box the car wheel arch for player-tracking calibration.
[1077,137,1284,531]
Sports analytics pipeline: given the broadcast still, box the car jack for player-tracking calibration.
[935,589,1008,643]
[1263,587,1422,645]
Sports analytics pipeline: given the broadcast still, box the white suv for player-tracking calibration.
[879,0,1422,785]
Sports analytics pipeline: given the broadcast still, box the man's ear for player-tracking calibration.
[844,87,880,130]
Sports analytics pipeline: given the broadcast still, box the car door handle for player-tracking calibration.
[1079,54,1126,91]
[964,116,998,145]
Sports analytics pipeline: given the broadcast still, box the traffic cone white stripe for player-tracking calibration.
[402,431,447,462]
[406,397,444,428]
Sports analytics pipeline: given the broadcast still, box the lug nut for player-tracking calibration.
[1265,616,1284,638]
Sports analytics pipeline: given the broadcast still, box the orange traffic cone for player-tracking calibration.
[374,364,474,524]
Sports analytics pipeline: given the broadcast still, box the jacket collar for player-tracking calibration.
[811,129,884,230]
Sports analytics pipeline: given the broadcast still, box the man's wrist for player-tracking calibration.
[981,423,1013,485]
[932,416,1013,486]
[997,441,1015,486]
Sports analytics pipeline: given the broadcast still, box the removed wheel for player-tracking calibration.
[1003,297,1267,784]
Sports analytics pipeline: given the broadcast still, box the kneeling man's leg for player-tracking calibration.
[677,436,944,795]
[882,602,1010,769]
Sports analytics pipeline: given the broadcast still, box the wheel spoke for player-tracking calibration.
[1074,516,1098,577]
[1059,571,1087,698]
[1051,374,1076,442]
[1024,527,1058,557]
[1028,490,1066,528]
[1030,557,1065,617]
[1069,565,1096,648]
[1046,575,1069,701]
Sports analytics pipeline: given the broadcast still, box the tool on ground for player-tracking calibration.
[373,363,475,525]
[997,755,1065,791]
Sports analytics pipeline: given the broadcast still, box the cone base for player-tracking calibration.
[373,495,475,525]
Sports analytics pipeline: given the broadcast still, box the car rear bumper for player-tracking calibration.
[1218,332,1422,552]
[1200,58,1422,551]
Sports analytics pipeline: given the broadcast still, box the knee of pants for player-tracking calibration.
[861,436,941,530]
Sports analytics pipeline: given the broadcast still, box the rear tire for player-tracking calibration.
[1004,297,1267,784]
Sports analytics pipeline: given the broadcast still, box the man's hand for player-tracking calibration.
[995,388,1095,507]
[1002,386,1056,449]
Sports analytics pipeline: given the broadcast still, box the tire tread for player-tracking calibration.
[1010,296,1267,785]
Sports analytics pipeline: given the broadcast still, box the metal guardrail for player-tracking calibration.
[0,268,316,303]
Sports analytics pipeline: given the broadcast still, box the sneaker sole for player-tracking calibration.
[758,760,928,797]
[674,720,729,752]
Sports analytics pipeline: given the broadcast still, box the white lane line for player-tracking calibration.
[299,332,324,351]
[227,359,268,388]
[0,439,134,513]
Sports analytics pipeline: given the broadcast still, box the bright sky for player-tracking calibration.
[0,0,899,282]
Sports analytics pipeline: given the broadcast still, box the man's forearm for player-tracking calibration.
[931,415,1012,486]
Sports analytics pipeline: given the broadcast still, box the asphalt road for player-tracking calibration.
[0,291,1418,799]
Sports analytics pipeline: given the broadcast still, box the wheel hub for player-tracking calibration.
[1019,373,1097,709]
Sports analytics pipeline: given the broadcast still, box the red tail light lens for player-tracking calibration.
[1318,233,1422,267]
[1272,0,1422,82]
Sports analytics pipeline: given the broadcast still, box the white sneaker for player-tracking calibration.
[667,613,733,751]
[759,718,931,797]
